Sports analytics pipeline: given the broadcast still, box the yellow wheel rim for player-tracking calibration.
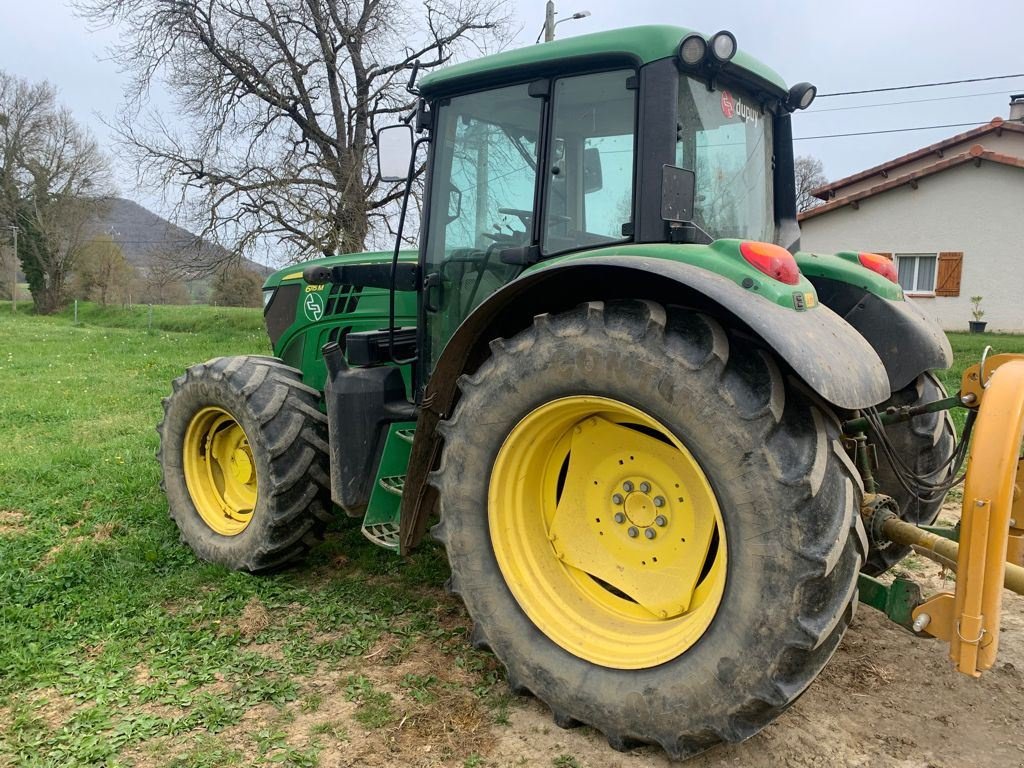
[183,406,258,536]
[489,396,727,669]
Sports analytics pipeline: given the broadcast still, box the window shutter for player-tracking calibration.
[935,252,963,296]
[874,252,893,261]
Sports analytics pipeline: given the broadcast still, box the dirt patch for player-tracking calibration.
[37,521,119,566]
[29,687,83,730]
[237,597,271,638]
[0,509,27,536]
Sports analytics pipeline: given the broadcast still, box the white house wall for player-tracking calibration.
[799,161,1024,332]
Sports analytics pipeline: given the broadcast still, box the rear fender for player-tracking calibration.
[398,256,891,553]
[808,276,952,392]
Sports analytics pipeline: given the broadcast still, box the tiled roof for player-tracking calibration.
[798,143,1024,222]
[809,117,1024,201]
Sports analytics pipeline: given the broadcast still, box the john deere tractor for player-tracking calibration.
[158,25,1024,759]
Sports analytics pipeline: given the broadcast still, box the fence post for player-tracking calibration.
[148,304,153,331]
[74,299,78,325]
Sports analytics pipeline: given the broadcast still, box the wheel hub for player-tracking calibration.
[489,396,727,669]
[182,406,258,536]
[230,447,255,484]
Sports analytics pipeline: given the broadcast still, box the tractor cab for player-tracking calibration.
[380,26,813,373]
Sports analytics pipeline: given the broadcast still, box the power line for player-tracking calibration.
[807,88,1010,113]
[794,121,990,141]
[818,73,1024,98]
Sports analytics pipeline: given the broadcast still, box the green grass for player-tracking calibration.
[0,303,482,767]
[936,332,1024,432]
[0,302,1019,766]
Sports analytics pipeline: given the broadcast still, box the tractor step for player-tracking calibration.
[362,521,401,549]
[360,421,415,552]
[379,475,406,495]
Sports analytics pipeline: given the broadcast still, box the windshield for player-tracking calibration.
[677,77,774,242]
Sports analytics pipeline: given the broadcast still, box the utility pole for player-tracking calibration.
[544,0,555,42]
[7,225,16,313]
[536,2,590,44]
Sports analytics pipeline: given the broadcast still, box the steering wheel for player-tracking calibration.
[497,207,572,225]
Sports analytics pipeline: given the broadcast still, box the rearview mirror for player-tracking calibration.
[376,124,414,182]
[661,165,696,223]
[583,147,603,194]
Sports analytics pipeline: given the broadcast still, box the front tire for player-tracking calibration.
[432,300,865,759]
[158,355,332,572]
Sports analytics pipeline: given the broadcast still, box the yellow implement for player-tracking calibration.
[896,355,1024,677]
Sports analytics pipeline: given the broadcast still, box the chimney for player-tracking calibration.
[1011,94,1024,122]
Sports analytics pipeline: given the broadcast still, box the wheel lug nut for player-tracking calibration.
[623,481,634,492]
[653,496,665,507]
[644,528,656,540]
[655,515,667,527]
[612,493,624,505]
[627,526,639,538]
[614,512,626,524]
[639,481,651,493]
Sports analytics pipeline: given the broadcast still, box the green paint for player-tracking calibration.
[795,250,905,301]
[362,421,416,551]
[262,250,418,395]
[419,25,788,96]
[857,573,924,630]
[526,239,817,311]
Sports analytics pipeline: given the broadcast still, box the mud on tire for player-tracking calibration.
[431,300,866,759]
[158,355,332,572]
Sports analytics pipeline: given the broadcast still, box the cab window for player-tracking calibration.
[542,70,636,255]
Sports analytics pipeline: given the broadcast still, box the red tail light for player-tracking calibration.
[739,241,800,285]
[858,252,898,283]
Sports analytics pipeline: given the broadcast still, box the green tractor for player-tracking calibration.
[158,25,1024,759]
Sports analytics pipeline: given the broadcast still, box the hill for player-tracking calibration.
[88,197,271,277]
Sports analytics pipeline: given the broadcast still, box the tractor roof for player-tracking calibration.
[418,25,788,97]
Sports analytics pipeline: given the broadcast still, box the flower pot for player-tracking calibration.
[969,320,987,333]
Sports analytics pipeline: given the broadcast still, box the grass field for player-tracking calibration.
[0,302,1022,767]
[0,303,506,768]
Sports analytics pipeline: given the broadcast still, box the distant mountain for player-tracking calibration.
[87,197,271,276]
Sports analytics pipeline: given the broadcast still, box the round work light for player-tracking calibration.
[709,31,737,63]
[788,82,817,111]
[678,34,708,66]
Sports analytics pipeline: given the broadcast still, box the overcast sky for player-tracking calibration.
[2,0,1022,219]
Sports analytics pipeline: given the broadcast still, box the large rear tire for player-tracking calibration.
[432,300,865,759]
[863,372,957,575]
[158,355,332,572]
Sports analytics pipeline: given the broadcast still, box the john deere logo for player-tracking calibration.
[303,291,325,321]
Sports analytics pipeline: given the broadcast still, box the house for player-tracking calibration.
[798,96,1024,332]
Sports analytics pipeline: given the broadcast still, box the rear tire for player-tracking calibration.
[158,355,332,572]
[863,372,957,575]
[432,300,865,759]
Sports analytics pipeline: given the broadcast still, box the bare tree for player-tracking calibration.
[795,155,828,214]
[0,72,112,313]
[138,249,194,305]
[76,0,510,266]
[73,234,133,305]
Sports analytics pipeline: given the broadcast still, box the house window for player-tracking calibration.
[895,253,937,294]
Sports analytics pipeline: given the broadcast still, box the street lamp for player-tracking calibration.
[537,2,591,43]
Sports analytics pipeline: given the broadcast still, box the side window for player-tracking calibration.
[424,83,543,367]
[542,70,636,255]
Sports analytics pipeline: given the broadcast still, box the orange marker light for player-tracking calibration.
[858,252,898,283]
[739,241,800,285]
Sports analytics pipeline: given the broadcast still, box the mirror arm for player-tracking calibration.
[387,134,432,365]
